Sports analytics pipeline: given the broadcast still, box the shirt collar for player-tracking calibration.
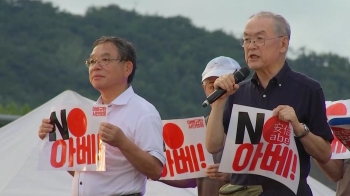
[251,61,291,87]
[95,86,135,106]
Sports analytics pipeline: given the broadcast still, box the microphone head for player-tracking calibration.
[202,100,209,107]
[234,67,251,83]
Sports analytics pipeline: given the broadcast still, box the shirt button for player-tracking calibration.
[80,181,82,185]
[263,94,266,98]
[279,84,282,87]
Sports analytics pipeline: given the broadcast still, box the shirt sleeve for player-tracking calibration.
[134,113,166,165]
[307,88,334,142]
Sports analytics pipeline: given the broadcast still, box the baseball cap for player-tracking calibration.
[201,56,241,82]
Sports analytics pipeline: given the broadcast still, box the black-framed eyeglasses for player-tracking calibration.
[85,57,121,68]
[240,36,284,47]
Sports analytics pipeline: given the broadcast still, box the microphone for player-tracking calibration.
[202,67,250,107]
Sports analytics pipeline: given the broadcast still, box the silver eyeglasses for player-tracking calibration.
[85,57,121,68]
[240,36,284,47]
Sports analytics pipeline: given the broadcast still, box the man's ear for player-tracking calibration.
[280,36,289,53]
[124,61,133,78]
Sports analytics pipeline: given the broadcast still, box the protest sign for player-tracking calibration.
[328,116,350,152]
[160,117,214,180]
[38,105,107,171]
[219,104,300,194]
[326,100,350,159]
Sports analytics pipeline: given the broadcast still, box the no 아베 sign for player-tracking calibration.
[160,117,214,180]
[219,105,300,194]
[38,105,107,171]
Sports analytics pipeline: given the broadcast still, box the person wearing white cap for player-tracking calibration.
[159,56,241,196]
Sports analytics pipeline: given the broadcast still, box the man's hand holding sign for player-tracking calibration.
[98,122,126,147]
[273,105,332,164]
[206,163,230,181]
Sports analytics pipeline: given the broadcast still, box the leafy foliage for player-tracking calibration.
[0,0,349,120]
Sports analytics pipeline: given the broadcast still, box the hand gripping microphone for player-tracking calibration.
[202,67,250,107]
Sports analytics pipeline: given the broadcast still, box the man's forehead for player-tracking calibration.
[89,52,112,58]
[244,30,267,36]
[90,42,118,57]
[244,17,274,35]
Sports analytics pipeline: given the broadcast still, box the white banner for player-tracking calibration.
[328,115,350,152]
[160,116,214,180]
[219,105,300,194]
[326,100,350,159]
[38,105,107,171]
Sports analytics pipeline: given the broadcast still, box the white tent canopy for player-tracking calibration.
[0,90,335,196]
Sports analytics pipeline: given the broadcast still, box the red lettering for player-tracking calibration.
[189,145,200,171]
[341,129,350,135]
[93,111,106,116]
[161,163,168,177]
[263,119,290,145]
[95,134,100,162]
[161,150,175,177]
[260,144,289,175]
[196,143,207,169]
[92,107,106,116]
[173,147,194,174]
[76,135,92,164]
[161,143,209,178]
[50,134,99,168]
[68,137,76,167]
[344,140,350,148]
[290,154,297,180]
[92,107,106,112]
[282,149,294,178]
[231,143,298,179]
[187,119,204,129]
[331,138,337,153]
[249,142,264,171]
[332,135,347,153]
[50,139,67,168]
[91,134,96,163]
[187,120,195,124]
[232,143,254,171]
[344,136,350,140]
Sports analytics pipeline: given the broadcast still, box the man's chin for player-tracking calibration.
[91,83,105,91]
[247,62,263,70]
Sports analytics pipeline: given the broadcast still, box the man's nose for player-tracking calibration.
[247,40,258,49]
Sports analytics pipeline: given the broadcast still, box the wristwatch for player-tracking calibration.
[295,123,310,138]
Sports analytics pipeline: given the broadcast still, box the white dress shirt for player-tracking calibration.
[71,86,165,196]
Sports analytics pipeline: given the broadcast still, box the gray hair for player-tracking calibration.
[250,11,291,40]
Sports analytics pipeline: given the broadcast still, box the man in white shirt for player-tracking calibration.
[38,36,165,196]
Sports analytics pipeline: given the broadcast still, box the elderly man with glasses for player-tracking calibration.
[205,11,333,196]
